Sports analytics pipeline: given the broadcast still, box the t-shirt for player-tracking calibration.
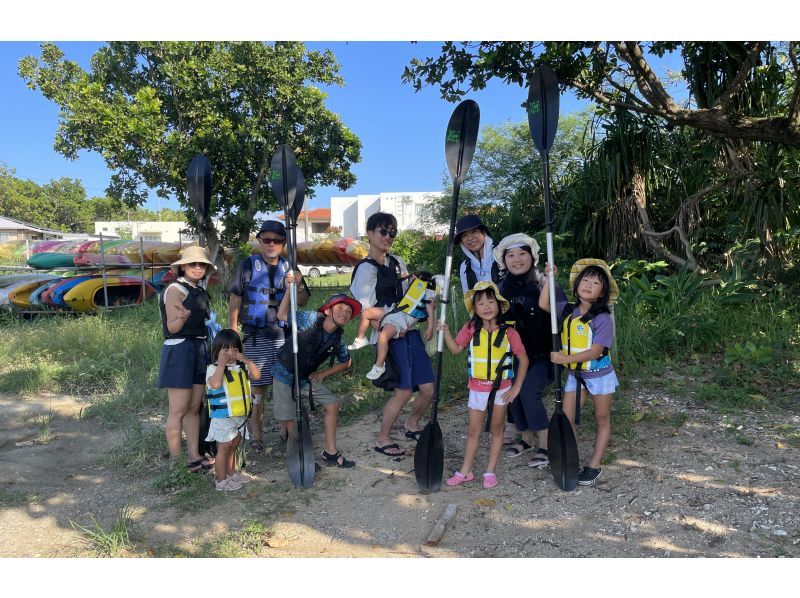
[350,253,410,342]
[272,310,350,388]
[556,298,615,379]
[454,321,527,392]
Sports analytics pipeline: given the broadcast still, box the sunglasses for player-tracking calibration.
[378,228,397,239]
[186,262,208,268]
[259,237,285,245]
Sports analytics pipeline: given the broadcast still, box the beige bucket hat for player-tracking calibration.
[170,245,215,276]
[568,258,619,304]
[463,280,511,316]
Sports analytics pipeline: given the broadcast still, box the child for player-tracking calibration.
[437,281,529,489]
[273,292,362,468]
[539,259,620,486]
[348,271,439,381]
[206,329,261,492]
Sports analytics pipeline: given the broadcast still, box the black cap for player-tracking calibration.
[454,214,488,243]
[257,220,286,239]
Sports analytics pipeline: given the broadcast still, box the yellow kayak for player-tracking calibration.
[7,278,61,309]
[62,276,157,312]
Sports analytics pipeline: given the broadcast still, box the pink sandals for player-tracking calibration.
[482,472,498,489]
[446,471,475,486]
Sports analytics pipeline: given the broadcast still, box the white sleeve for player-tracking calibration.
[459,260,468,293]
[350,261,378,309]
[393,254,410,294]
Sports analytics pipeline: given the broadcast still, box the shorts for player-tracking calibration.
[565,370,619,395]
[380,311,417,337]
[273,378,339,422]
[156,338,208,389]
[389,329,435,391]
[205,416,247,443]
[243,328,284,387]
[508,357,552,433]
[468,386,511,411]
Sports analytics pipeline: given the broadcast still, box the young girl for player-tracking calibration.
[348,272,440,381]
[539,259,620,486]
[437,281,529,489]
[206,329,261,492]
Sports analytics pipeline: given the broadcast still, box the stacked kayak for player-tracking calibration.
[249,236,369,265]
[63,276,157,312]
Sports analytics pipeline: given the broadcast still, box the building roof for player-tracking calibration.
[0,215,64,235]
[277,208,330,221]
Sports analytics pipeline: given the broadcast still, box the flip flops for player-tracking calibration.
[404,429,422,441]
[322,450,355,468]
[186,458,213,473]
[373,443,405,456]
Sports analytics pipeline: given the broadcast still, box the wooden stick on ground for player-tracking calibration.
[424,503,458,546]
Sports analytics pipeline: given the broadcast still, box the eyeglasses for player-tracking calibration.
[259,237,285,245]
[378,228,397,239]
[187,262,208,268]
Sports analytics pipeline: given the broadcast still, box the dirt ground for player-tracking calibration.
[1,384,798,558]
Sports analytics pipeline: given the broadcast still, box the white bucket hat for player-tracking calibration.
[493,233,541,269]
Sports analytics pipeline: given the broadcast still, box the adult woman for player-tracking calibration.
[495,233,566,468]
[455,214,501,294]
[157,245,216,472]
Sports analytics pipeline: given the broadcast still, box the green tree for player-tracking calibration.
[19,41,362,272]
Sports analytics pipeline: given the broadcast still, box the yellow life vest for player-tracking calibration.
[207,364,252,418]
[468,324,515,381]
[393,277,431,317]
[560,312,610,372]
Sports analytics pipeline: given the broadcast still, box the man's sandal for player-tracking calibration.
[321,450,355,468]
[505,440,532,458]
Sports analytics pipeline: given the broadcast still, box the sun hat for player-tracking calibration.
[256,220,286,239]
[454,214,489,244]
[463,281,511,316]
[492,233,541,268]
[170,245,215,276]
[318,293,362,318]
[569,259,619,304]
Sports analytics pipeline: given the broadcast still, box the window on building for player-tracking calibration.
[140,234,161,242]
[312,222,328,234]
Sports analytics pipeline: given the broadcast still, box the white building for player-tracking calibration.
[330,191,443,238]
[94,218,223,243]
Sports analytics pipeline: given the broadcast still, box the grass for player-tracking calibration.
[24,406,56,443]
[69,506,136,557]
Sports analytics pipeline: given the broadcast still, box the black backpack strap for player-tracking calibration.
[484,349,514,432]
[464,259,477,290]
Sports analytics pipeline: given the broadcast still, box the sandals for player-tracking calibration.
[249,439,264,453]
[321,450,355,468]
[404,429,422,442]
[482,472,499,489]
[186,458,213,473]
[505,440,532,458]
[528,448,549,468]
[446,471,475,486]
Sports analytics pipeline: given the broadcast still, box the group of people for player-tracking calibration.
[156,210,619,492]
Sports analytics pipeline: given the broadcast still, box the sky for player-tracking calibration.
[0,41,592,215]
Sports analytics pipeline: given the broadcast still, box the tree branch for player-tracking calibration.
[642,227,700,272]
[570,79,665,118]
[676,172,748,230]
[788,42,800,124]
[714,42,765,110]
[615,42,679,112]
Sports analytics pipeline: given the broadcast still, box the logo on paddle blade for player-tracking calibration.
[446,129,460,144]
[269,169,280,181]
[527,100,541,115]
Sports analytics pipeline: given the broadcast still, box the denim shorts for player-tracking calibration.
[565,370,619,395]
[156,338,208,389]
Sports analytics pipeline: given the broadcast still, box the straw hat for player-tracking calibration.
[492,233,541,268]
[463,281,511,316]
[170,245,215,276]
[568,259,619,304]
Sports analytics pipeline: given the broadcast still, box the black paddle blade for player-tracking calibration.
[445,99,480,184]
[270,145,298,215]
[527,66,560,155]
[291,168,306,223]
[547,411,579,491]
[287,415,316,489]
[414,421,444,492]
[187,154,212,223]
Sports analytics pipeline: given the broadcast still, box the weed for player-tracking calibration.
[106,422,168,473]
[192,519,274,557]
[602,450,618,465]
[0,486,39,507]
[23,406,56,443]
[729,460,742,472]
[69,506,136,557]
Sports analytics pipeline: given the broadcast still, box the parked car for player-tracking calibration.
[297,264,346,278]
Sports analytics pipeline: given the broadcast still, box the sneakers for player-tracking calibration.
[482,472,499,489]
[227,471,252,484]
[347,337,370,351]
[365,364,386,380]
[578,466,603,486]
[445,471,474,486]
[528,448,549,468]
[215,478,243,492]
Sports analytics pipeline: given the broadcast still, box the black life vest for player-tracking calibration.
[463,258,501,290]
[499,271,551,359]
[276,314,343,381]
[350,255,403,308]
[159,280,209,339]
[240,255,287,331]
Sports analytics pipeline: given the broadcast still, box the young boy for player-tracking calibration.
[272,292,362,467]
[348,271,441,381]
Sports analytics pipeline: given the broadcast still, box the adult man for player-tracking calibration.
[228,219,309,451]
[349,212,435,456]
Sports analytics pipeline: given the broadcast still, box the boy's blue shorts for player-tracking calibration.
[389,329,435,391]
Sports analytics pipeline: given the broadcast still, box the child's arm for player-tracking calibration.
[276,286,292,322]
[550,343,606,366]
[235,351,261,381]
[207,360,229,390]
[423,296,436,341]
[308,358,351,383]
[435,321,466,355]
[539,263,557,313]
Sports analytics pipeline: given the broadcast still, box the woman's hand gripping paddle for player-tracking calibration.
[271,144,315,489]
[415,100,480,492]
[528,66,579,491]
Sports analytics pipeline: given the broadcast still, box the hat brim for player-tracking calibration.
[568,259,619,304]
[318,297,362,318]
[463,282,511,316]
